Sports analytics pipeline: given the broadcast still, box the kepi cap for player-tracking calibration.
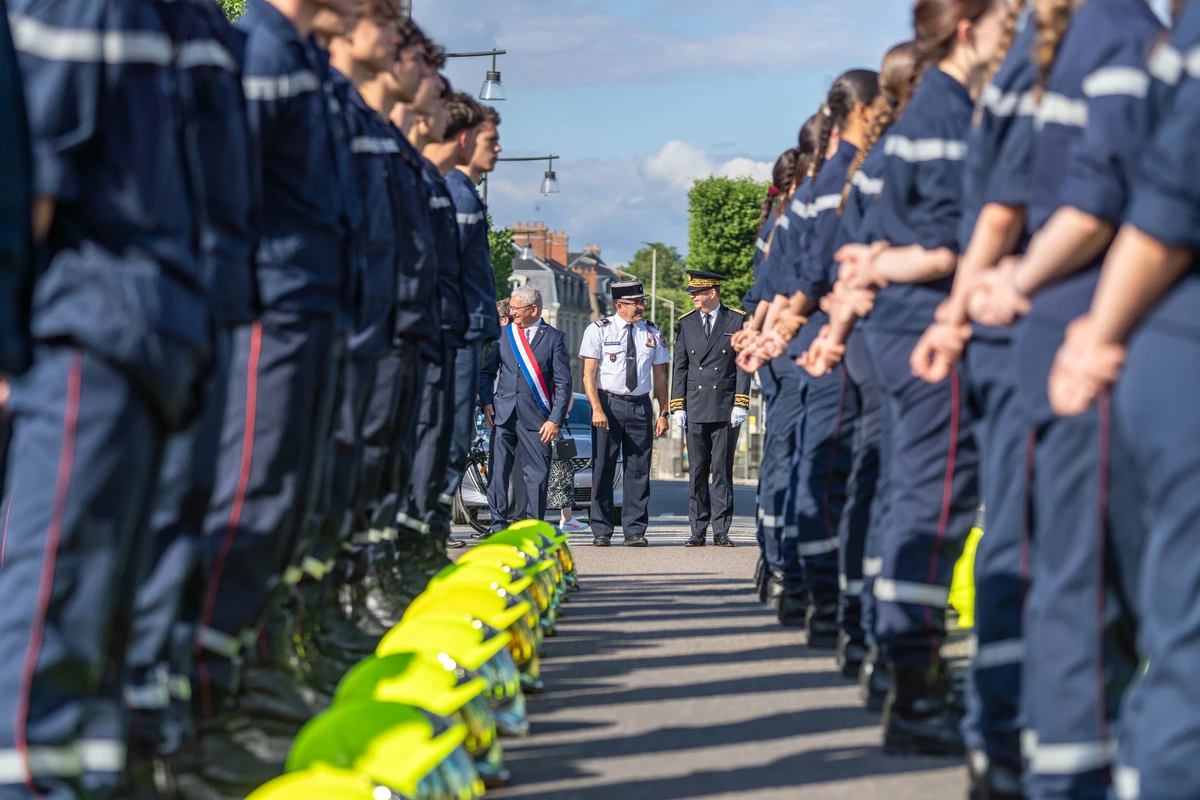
[611,279,646,301]
[686,270,724,293]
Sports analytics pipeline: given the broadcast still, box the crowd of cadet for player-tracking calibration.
[0,0,508,796]
[733,0,1200,797]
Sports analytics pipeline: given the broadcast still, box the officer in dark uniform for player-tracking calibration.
[671,271,751,547]
[580,280,672,546]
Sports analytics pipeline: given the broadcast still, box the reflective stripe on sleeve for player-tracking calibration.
[8,13,173,65]
[242,71,321,101]
[884,136,968,162]
[873,578,950,607]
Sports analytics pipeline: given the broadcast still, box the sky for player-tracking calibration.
[419,0,912,266]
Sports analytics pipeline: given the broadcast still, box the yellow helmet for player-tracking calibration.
[245,766,388,800]
[286,701,483,800]
[507,520,577,589]
[334,654,509,789]
[403,584,539,674]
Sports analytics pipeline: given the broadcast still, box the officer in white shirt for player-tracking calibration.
[579,280,671,546]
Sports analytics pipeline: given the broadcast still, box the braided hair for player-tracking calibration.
[1034,0,1083,100]
[839,41,919,213]
[808,69,881,198]
[760,148,799,229]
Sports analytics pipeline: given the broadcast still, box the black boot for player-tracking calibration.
[881,660,966,757]
[966,750,1025,800]
[170,693,290,800]
[805,601,839,649]
[764,570,785,611]
[777,588,808,627]
[858,646,889,713]
[836,630,868,679]
[754,556,767,602]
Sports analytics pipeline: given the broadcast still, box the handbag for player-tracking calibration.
[551,425,578,462]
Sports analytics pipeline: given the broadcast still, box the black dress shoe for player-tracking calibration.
[624,534,649,547]
[836,630,868,679]
[685,533,706,547]
[713,533,735,547]
[778,590,808,627]
[446,537,467,549]
[805,602,839,650]
[592,535,611,547]
[882,661,966,757]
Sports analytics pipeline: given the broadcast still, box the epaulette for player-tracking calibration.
[730,307,746,315]
[594,318,611,327]
[679,309,696,319]
[647,321,661,332]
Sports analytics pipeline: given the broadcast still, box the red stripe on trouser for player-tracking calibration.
[924,368,960,660]
[1095,394,1111,743]
[822,370,849,540]
[196,322,262,716]
[15,350,82,798]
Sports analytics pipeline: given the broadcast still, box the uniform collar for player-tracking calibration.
[611,314,642,331]
[242,0,306,46]
[699,303,722,318]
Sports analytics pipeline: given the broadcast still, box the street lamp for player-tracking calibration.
[445,49,507,101]
[640,241,658,325]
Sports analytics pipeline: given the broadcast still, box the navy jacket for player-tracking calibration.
[175,0,258,325]
[338,72,396,359]
[742,211,779,309]
[1123,1,1200,337]
[446,169,501,343]
[11,0,212,428]
[479,322,572,430]
[869,67,974,332]
[1026,0,1163,326]
[390,132,441,348]
[422,159,469,351]
[238,0,352,315]
[0,0,33,375]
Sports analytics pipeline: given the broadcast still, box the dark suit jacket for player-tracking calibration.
[479,321,572,430]
[670,305,751,424]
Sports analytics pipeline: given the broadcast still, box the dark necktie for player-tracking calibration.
[704,313,712,339]
[625,324,637,392]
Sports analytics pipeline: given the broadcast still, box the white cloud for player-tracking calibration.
[487,141,771,264]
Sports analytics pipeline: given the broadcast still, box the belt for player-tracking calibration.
[600,390,650,401]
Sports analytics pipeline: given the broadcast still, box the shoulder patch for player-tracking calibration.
[679,309,696,319]
[646,321,661,333]
[729,307,746,316]
[594,318,611,327]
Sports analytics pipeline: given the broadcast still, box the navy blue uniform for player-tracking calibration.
[126,0,259,756]
[0,1,213,793]
[831,144,889,655]
[194,0,351,711]
[863,67,981,670]
[752,186,807,588]
[400,159,468,540]
[441,168,499,533]
[1113,10,1200,795]
[956,17,1040,779]
[1013,2,1161,795]
[780,140,862,619]
[744,210,778,561]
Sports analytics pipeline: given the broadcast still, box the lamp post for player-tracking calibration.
[445,49,507,101]
[657,297,676,344]
[639,241,658,325]
[483,155,560,204]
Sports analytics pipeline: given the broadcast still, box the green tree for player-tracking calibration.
[217,0,245,21]
[625,243,689,346]
[487,215,514,300]
[686,176,768,313]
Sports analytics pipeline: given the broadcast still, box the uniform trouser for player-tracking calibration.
[866,328,979,669]
[403,342,456,538]
[1013,319,1142,800]
[838,330,882,643]
[960,333,1029,769]
[318,353,375,558]
[356,348,403,515]
[193,312,337,714]
[1112,323,1200,800]
[0,344,164,799]
[759,364,803,575]
[487,415,551,533]
[440,341,484,512]
[781,364,858,605]
[590,392,653,540]
[123,328,232,756]
[686,421,739,538]
[374,351,429,533]
[861,334,896,648]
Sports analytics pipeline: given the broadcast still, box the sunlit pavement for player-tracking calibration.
[455,481,967,799]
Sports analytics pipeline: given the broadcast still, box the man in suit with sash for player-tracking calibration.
[479,283,572,533]
[671,270,751,547]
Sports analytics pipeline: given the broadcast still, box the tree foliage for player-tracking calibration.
[625,242,689,347]
[217,0,245,21]
[686,176,768,313]
[487,215,514,301]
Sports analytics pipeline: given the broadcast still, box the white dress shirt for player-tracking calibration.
[579,314,671,396]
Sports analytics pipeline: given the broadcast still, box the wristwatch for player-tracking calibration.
[659,411,670,419]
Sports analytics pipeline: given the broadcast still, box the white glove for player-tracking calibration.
[673,410,687,430]
[731,407,748,427]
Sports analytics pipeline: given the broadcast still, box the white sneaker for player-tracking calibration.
[560,518,589,532]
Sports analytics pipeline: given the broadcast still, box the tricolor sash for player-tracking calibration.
[507,323,553,415]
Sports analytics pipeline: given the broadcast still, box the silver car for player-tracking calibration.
[453,393,623,533]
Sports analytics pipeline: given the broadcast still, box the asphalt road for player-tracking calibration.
[462,480,968,800]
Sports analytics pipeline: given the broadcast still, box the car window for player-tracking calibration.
[566,395,592,430]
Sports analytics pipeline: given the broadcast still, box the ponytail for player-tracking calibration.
[808,105,837,193]
[1034,0,1076,100]
[983,0,1027,89]
[760,148,799,229]
[810,68,882,199]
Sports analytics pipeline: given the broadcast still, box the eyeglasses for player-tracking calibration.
[509,304,534,313]
[617,299,646,307]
